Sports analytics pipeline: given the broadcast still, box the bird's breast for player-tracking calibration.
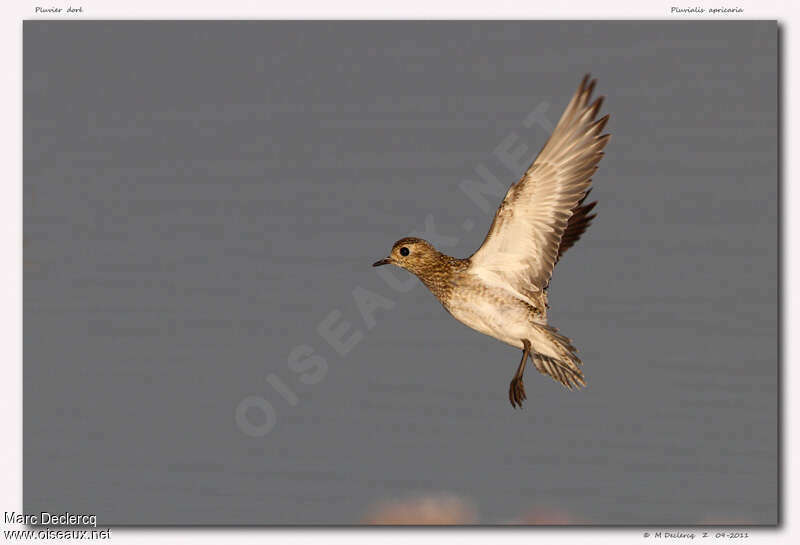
[442,281,546,350]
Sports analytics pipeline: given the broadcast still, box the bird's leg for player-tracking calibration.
[509,339,531,408]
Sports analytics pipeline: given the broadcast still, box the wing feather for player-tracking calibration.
[555,190,597,264]
[469,75,610,296]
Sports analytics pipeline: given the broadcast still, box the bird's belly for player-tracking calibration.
[445,293,541,350]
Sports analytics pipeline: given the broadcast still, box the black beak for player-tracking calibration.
[372,257,392,267]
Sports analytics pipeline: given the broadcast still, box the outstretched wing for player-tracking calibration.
[469,75,610,298]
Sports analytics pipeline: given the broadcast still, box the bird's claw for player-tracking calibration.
[508,377,527,408]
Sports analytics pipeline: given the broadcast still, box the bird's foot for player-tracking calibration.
[509,376,527,408]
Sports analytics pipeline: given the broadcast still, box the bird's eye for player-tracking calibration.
[399,247,410,256]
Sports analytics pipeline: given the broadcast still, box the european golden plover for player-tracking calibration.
[373,75,610,408]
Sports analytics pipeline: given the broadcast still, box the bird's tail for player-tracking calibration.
[529,323,586,389]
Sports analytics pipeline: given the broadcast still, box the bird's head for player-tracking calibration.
[372,237,442,276]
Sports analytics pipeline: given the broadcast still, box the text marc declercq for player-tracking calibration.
[5,512,98,527]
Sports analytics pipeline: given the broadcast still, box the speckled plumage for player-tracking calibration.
[373,76,610,408]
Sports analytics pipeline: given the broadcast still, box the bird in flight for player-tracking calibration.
[373,75,610,408]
